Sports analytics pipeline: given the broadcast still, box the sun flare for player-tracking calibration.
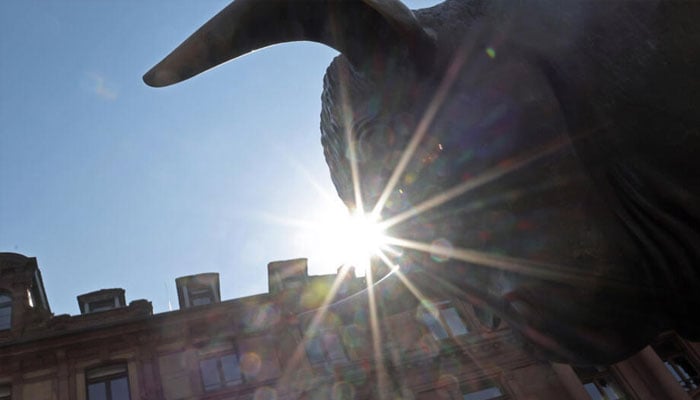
[307,206,389,275]
[342,212,388,271]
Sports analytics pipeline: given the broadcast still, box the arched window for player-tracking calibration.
[0,293,11,331]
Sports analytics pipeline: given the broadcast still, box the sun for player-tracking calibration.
[306,205,389,276]
[339,212,388,273]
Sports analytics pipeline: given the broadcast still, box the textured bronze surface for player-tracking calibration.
[145,0,700,365]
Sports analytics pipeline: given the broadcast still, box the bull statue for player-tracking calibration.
[144,0,700,365]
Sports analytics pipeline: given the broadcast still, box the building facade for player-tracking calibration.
[1,252,699,400]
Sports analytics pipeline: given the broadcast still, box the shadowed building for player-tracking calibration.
[1,252,699,399]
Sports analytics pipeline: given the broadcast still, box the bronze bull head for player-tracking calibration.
[144,0,700,365]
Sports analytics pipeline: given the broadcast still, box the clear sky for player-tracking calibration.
[0,1,440,316]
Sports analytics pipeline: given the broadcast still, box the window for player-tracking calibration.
[78,289,126,314]
[0,384,10,400]
[473,305,501,331]
[86,364,131,400]
[87,298,120,313]
[267,259,308,294]
[30,269,49,311]
[575,366,628,400]
[462,385,507,400]
[270,272,306,293]
[419,301,469,340]
[654,336,700,392]
[0,293,11,331]
[282,276,305,291]
[664,356,700,392]
[305,329,347,365]
[200,353,244,391]
[188,286,216,306]
[176,273,221,309]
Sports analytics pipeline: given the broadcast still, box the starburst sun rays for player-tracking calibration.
[272,46,587,398]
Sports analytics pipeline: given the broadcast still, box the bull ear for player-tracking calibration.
[143,0,436,87]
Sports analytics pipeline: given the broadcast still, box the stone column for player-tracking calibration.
[55,350,70,400]
[11,371,23,400]
[138,335,160,400]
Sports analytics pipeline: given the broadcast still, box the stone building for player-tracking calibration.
[1,252,698,399]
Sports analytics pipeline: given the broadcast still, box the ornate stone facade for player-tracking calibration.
[1,252,698,399]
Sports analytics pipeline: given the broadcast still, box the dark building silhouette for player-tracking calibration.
[1,252,699,399]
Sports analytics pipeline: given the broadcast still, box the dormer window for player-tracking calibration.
[88,298,122,313]
[77,289,126,315]
[0,293,11,331]
[29,268,50,311]
[282,276,304,291]
[0,253,52,331]
[267,259,308,294]
[176,273,221,309]
[189,286,216,306]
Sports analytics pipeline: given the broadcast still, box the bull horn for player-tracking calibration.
[143,0,436,87]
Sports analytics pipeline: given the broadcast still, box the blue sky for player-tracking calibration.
[0,1,439,316]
